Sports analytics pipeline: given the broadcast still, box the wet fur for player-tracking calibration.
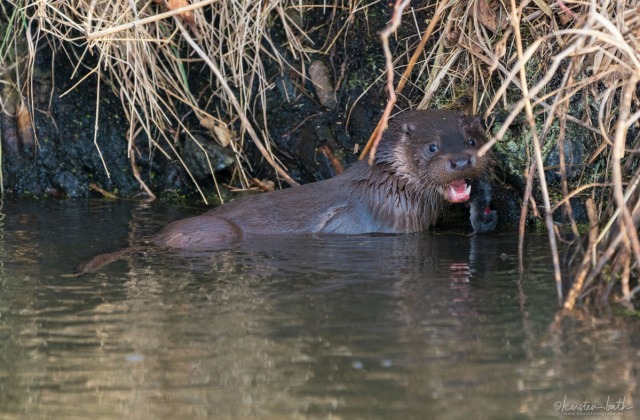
[153,110,489,248]
[78,109,490,273]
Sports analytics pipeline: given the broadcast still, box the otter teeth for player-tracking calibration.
[449,183,471,200]
[447,181,471,203]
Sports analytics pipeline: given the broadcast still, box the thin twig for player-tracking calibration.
[176,20,299,187]
[87,0,218,39]
[509,0,564,305]
[610,75,640,298]
[359,0,446,160]
[365,0,411,165]
[518,162,536,270]
[130,149,157,200]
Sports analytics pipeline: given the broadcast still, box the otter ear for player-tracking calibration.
[401,122,416,135]
[470,115,484,130]
[458,113,485,135]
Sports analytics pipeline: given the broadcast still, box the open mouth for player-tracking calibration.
[444,179,471,203]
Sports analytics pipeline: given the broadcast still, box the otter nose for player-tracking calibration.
[448,155,476,171]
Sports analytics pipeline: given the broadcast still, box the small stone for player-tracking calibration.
[308,61,337,110]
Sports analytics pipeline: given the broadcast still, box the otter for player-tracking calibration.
[77,109,491,273]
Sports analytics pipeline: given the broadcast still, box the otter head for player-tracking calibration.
[378,110,490,203]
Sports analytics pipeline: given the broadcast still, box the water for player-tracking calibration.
[0,200,638,419]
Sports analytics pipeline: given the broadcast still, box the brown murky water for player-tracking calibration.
[0,200,637,418]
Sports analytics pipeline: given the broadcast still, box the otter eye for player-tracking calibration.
[428,143,438,153]
[469,138,477,147]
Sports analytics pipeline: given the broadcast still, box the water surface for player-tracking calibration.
[0,200,637,419]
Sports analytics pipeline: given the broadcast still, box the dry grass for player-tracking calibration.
[364,0,640,309]
[3,0,320,201]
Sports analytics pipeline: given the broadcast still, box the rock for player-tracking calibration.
[308,61,337,110]
[181,134,236,180]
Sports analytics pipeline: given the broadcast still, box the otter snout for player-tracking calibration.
[447,154,476,172]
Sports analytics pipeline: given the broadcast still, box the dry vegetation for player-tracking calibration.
[472,0,638,311]
[2,0,318,200]
[2,0,640,310]
[364,0,640,310]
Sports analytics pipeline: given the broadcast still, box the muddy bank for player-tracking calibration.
[0,3,396,201]
[0,1,584,229]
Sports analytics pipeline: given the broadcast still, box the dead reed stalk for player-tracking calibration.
[373,0,640,309]
[4,0,317,201]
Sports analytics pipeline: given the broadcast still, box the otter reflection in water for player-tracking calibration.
[78,109,494,274]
